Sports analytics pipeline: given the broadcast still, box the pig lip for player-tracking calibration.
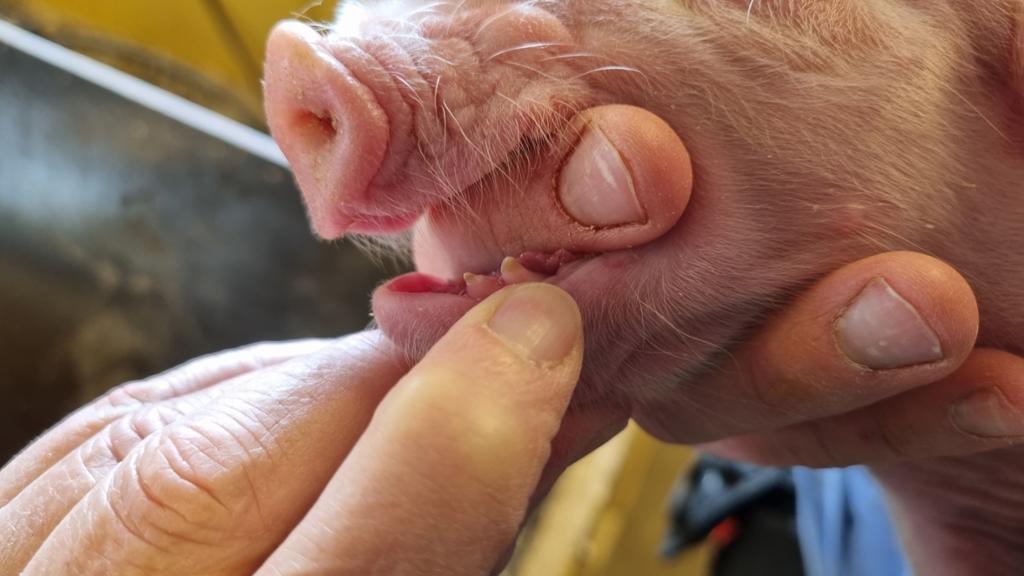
[372,252,596,358]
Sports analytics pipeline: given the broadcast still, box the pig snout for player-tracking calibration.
[264,22,393,237]
[264,5,593,238]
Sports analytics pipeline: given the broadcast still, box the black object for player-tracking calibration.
[663,454,805,576]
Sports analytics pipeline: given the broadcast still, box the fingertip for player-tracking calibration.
[827,251,979,372]
[750,251,980,415]
[946,348,1024,440]
[386,284,585,471]
[552,105,692,252]
[434,283,583,374]
[912,254,980,361]
[485,284,583,365]
[569,105,693,229]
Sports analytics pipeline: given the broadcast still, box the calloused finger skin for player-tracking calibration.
[259,283,583,576]
[0,388,215,573]
[632,251,980,444]
[707,349,1024,467]
[0,337,341,574]
[19,333,408,576]
[0,339,330,508]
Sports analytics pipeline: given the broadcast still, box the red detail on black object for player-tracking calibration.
[709,517,740,547]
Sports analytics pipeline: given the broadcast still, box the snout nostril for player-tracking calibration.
[318,113,338,136]
[292,109,339,149]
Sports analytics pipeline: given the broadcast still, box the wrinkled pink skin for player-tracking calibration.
[265,1,1024,570]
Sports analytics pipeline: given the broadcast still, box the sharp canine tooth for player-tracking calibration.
[500,256,521,276]
[500,257,547,284]
[464,272,502,300]
[464,271,488,288]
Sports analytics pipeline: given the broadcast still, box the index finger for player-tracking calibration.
[634,251,980,443]
[259,283,584,575]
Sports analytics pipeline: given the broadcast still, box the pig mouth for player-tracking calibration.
[262,23,633,358]
[265,15,706,401]
[360,77,607,348]
[370,198,615,360]
[375,224,605,323]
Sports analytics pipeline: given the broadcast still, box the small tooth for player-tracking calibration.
[499,256,519,275]
[464,272,502,301]
[500,257,547,285]
[499,257,525,279]
[463,271,489,288]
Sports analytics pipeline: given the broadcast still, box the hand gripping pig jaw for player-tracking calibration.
[371,104,693,364]
[265,1,1024,430]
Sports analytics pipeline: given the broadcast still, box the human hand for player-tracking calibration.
[0,283,582,575]
[691,252,1024,574]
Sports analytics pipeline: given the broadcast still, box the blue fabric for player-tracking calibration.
[793,467,911,576]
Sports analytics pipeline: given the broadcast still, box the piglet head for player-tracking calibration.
[264,0,1024,442]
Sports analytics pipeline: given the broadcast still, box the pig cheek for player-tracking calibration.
[571,274,742,409]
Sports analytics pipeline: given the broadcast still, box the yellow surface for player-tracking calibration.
[1,0,339,124]
[219,0,337,83]
[510,423,709,576]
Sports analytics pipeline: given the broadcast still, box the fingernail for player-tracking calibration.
[487,284,580,364]
[558,125,645,227]
[835,278,943,370]
[951,389,1024,438]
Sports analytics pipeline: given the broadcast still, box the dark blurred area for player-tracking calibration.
[663,455,804,576]
[0,25,399,463]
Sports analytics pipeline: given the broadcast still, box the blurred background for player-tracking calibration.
[0,0,334,126]
[0,2,803,574]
